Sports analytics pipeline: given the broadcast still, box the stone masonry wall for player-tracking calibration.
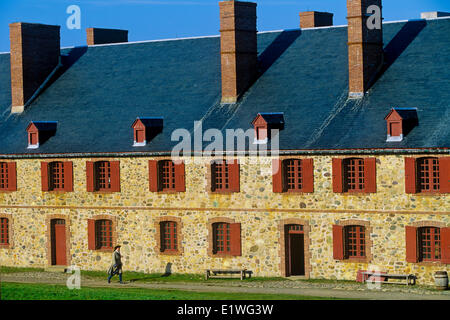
[0,154,448,285]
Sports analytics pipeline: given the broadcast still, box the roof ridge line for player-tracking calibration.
[1,16,449,54]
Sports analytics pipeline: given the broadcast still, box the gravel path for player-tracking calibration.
[2,272,450,300]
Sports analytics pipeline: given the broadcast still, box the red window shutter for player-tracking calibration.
[405,157,417,194]
[405,226,418,263]
[441,227,450,264]
[174,161,186,192]
[272,159,283,193]
[332,158,343,193]
[229,160,240,193]
[149,160,159,192]
[87,219,96,250]
[110,161,121,192]
[364,158,377,193]
[86,161,95,192]
[333,225,344,260]
[63,162,73,192]
[440,157,450,193]
[7,162,17,191]
[302,158,314,193]
[230,223,242,256]
[41,162,49,191]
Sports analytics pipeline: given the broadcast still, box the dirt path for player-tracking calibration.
[2,272,450,300]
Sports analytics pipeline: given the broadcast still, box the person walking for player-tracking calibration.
[107,245,124,284]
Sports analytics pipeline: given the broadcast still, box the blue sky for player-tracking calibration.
[1,0,449,52]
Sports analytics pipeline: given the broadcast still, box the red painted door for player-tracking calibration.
[52,220,67,266]
[30,133,38,145]
[136,130,145,143]
[390,122,401,137]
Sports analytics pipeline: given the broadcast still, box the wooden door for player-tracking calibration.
[30,133,38,145]
[285,225,305,276]
[136,130,145,143]
[390,122,402,137]
[51,219,67,266]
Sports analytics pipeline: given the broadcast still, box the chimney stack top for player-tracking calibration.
[421,12,450,19]
[86,28,128,46]
[299,11,333,29]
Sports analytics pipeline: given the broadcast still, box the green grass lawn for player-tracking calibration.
[0,266,45,274]
[0,282,343,300]
[81,270,288,283]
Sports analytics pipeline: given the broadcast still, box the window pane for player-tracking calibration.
[419,158,440,192]
[285,159,303,191]
[212,161,230,191]
[213,223,230,253]
[0,218,8,245]
[96,162,111,190]
[345,225,366,258]
[344,159,365,192]
[0,163,9,190]
[420,227,441,262]
[50,162,65,190]
[160,161,176,191]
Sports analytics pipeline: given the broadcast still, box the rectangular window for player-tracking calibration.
[419,227,441,262]
[345,226,366,258]
[96,161,112,191]
[50,162,65,191]
[418,158,440,192]
[213,223,231,254]
[0,218,8,245]
[96,220,113,250]
[344,159,365,192]
[160,160,176,191]
[161,221,177,252]
[284,159,303,191]
[0,163,8,190]
[212,161,230,192]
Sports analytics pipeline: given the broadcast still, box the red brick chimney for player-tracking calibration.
[299,11,334,29]
[9,23,60,113]
[347,0,384,98]
[219,0,258,104]
[86,28,128,46]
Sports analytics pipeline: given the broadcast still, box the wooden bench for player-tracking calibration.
[362,272,416,286]
[205,269,252,280]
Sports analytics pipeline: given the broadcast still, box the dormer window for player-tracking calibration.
[384,108,418,142]
[132,117,163,147]
[251,113,284,144]
[26,121,57,149]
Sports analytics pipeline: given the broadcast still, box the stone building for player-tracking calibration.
[0,0,449,285]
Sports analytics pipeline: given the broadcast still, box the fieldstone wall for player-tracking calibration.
[0,155,448,285]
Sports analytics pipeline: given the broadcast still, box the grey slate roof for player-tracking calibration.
[0,18,449,156]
